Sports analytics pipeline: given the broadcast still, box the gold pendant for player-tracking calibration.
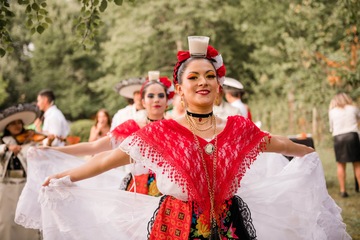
[205,143,215,154]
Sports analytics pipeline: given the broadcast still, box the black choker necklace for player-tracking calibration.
[186,111,213,118]
[147,116,163,122]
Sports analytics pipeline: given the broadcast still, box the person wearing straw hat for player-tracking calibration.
[222,77,252,120]
[36,89,70,146]
[0,103,40,240]
[111,77,147,130]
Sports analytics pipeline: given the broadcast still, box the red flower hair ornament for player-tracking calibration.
[173,45,226,86]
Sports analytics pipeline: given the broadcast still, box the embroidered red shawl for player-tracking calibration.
[124,116,269,215]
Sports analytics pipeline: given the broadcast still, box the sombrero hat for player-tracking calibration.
[0,103,39,132]
[114,77,147,99]
[223,77,244,90]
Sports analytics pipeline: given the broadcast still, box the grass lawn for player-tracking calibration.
[317,147,360,240]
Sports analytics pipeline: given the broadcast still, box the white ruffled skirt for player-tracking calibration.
[15,148,351,240]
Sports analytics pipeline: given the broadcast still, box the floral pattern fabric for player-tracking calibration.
[148,195,256,240]
[120,171,162,197]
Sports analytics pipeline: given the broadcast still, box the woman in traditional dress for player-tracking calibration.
[17,37,350,240]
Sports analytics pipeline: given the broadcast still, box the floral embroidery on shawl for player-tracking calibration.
[107,120,140,149]
[120,116,269,217]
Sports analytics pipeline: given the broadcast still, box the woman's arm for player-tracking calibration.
[264,135,315,157]
[43,148,130,186]
[40,136,112,156]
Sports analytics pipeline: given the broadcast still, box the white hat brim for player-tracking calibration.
[0,111,37,132]
[223,77,244,90]
[114,77,146,99]
[118,84,143,99]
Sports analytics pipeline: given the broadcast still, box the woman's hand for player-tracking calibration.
[43,175,57,186]
[265,135,315,157]
[42,174,73,186]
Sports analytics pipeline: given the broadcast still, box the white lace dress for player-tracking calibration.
[15,117,351,240]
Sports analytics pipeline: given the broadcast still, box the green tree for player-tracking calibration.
[1,0,358,145]
[90,0,254,110]
[0,75,8,105]
[231,0,359,145]
[0,0,133,57]
[0,1,113,120]
[0,3,34,107]
[24,1,111,119]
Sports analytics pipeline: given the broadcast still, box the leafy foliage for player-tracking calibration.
[0,0,359,145]
[69,119,93,142]
[234,0,359,145]
[0,0,135,56]
[0,1,115,119]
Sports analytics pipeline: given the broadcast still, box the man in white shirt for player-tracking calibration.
[213,88,242,118]
[223,77,252,120]
[36,89,70,146]
[111,78,146,130]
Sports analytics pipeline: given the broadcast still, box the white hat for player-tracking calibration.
[0,103,39,132]
[223,77,244,90]
[114,77,146,99]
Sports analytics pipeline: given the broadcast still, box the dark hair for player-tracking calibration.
[126,98,134,105]
[38,89,55,103]
[140,81,168,99]
[177,57,217,85]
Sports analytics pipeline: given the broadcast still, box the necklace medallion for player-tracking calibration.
[205,143,215,155]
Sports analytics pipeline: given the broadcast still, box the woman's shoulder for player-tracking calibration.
[226,115,252,126]
[146,118,179,129]
[345,104,359,111]
[111,119,140,134]
[330,105,359,117]
[137,119,186,137]
[221,115,265,140]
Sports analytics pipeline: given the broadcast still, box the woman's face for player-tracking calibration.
[6,119,24,135]
[176,59,219,111]
[97,111,109,125]
[142,83,167,118]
